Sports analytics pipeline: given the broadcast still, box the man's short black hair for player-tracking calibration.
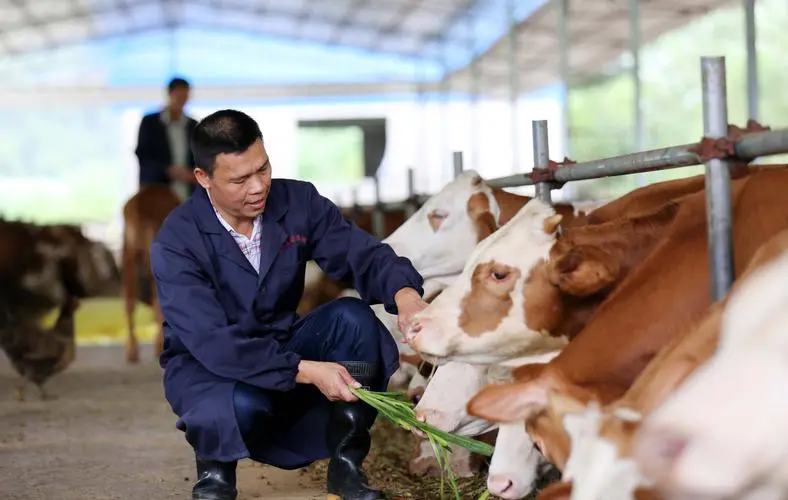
[168,77,190,93]
[190,109,263,175]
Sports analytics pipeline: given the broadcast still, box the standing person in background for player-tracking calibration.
[134,77,198,201]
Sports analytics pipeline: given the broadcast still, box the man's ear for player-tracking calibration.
[547,245,619,297]
[194,168,212,190]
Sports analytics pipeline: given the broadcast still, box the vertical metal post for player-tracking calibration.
[744,0,759,121]
[372,175,385,239]
[405,168,417,217]
[558,0,571,197]
[532,120,552,204]
[453,151,464,178]
[701,56,734,301]
[507,0,520,172]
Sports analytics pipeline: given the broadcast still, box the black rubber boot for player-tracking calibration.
[326,361,385,500]
[192,455,238,500]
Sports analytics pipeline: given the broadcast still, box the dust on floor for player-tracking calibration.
[0,344,501,499]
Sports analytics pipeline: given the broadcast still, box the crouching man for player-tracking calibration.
[150,109,427,500]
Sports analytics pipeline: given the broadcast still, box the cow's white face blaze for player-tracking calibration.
[634,251,788,499]
[556,402,647,500]
[383,170,500,280]
[487,422,548,499]
[414,361,492,435]
[406,199,567,364]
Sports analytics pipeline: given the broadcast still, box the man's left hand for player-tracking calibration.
[394,288,429,335]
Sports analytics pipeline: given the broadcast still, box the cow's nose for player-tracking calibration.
[636,426,689,478]
[404,321,422,343]
[407,386,425,405]
[487,475,515,497]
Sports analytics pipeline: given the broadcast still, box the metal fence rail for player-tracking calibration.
[484,127,788,189]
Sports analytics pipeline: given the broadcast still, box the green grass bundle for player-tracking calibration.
[350,387,495,499]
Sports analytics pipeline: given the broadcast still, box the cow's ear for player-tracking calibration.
[467,192,498,242]
[473,211,497,242]
[547,389,587,419]
[547,245,619,297]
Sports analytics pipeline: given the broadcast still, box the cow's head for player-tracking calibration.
[383,170,501,280]
[634,250,788,499]
[404,195,681,366]
[487,422,554,499]
[403,198,594,364]
[414,361,492,436]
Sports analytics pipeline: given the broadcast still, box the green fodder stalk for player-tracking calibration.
[350,387,495,499]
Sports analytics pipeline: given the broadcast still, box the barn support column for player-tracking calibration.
[507,0,520,173]
[440,41,450,184]
[468,13,480,172]
[701,56,734,301]
[558,0,571,197]
[414,59,427,192]
[630,0,647,187]
[629,0,643,152]
[744,0,759,121]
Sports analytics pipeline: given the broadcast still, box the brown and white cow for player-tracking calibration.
[533,229,788,500]
[461,167,788,486]
[632,231,788,500]
[404,195,683,366]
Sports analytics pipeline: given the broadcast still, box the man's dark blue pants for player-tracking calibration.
[232,297,389,469]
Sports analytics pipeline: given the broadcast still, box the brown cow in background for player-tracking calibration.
[0,218,120,400]
[121,185,181,363]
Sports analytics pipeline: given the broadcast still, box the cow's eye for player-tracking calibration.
[492,270,509,281]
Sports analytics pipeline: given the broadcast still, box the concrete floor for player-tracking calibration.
[0,343,326,500]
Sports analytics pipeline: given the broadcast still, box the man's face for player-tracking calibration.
[168,86,190,112]
[195,138,272,220]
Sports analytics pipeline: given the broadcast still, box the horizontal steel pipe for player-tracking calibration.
[485,128,788,189]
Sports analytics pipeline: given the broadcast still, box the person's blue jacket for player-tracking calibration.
[150,179,424,462]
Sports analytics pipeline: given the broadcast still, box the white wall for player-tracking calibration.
[8,88,566,252]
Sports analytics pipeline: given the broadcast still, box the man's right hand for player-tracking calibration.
[296,360,361,402]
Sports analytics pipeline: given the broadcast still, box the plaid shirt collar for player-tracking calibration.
[207,191,263,273]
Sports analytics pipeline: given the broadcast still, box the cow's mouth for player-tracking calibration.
[416,352,446,366]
